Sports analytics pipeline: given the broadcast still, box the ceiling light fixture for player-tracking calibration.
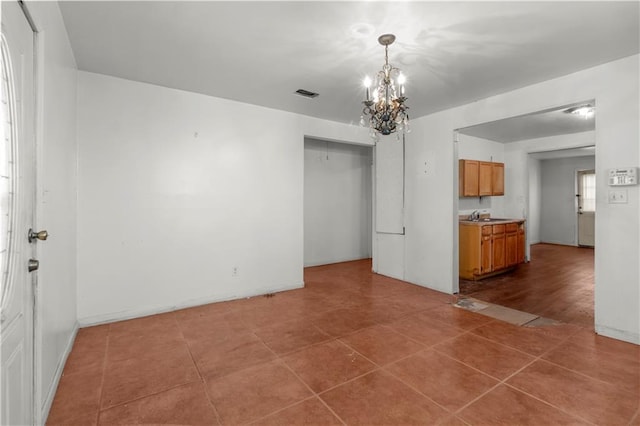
[564,104,595,120]
[360,34,410,139]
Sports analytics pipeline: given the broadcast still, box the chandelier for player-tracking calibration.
[360,34,409,139]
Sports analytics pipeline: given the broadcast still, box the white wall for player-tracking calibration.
[528,158,541,244]
[457,134,505,217]
[304,138,372,266]
[540,156,595,245]
[26,2,79,422]
[504,132,595,259]
[379,55,639,344]
[76,72,370,324]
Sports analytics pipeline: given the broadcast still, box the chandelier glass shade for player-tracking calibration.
[360,34,409,139]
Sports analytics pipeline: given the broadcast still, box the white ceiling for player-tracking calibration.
[458,102,595,143]
[58,1,639,126]
[529,146,595,160]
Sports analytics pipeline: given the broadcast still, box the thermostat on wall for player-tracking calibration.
[608,167,638,186]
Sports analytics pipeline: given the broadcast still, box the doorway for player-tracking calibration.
[455,102,596,327]
[1,1,38,424]
[303,138,373,267]
[577,169,596,247]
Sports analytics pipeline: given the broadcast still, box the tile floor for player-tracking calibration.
[47,259,639,425]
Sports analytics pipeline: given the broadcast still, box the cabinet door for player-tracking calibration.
[506,232,518,266]
[517,224,526,263]
[459,160,479,197]
[481,234,492,273]
[492,162,504,195]
[492,233,506,270]
[479,162,493,196]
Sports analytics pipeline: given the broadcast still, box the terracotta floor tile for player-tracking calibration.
[107,327,186,363]
[471,321,564,356]
[74,324,110,350]
[101,345,200,409]
[458,384,588,425]
[507,360,639,425]
[174,300,233,322]
[569,328,640,362]
[177,310,251,343]
[63,325,108,375]
[251,397,343,426]
[521,320,583,341]
[188,332,277,380]
[283,339,376,393]
[235,303,308,329]
[388,311,465,347]
[46,369,102,426]
[353,298,415,324]
[206,360,312,425]
[339,324,424,365]
[386,350,498,411]
[384,293,447,314]
[542,337,640,395]
[420,304,495,330]
[320,370,449,425]
[311,307,377,337]
[98,381,218,425]
[108,312,178,336]
[438,415,471,426]
[47,410,98,426]
[254,318,331,355]
[434,333,535,380]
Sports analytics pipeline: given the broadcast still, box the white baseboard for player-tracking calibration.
[40,322,79,423]
[595,324,640,345]
[78,282,304,327]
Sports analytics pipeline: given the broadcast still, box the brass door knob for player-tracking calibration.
[28,229,48,243]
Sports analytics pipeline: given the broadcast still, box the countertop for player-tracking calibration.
[459,218,525,226]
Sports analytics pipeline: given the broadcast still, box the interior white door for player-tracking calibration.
[577,169,595,247]
[0,1,37,424]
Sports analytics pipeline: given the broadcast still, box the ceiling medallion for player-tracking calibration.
[360,34,410,140]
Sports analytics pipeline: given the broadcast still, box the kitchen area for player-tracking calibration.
[454,104,597,326]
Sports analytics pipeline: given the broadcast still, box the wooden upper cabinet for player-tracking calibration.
[459,160,480,197]
[492,162,504,195]
[478,162,493,196]
[459,159,504,197]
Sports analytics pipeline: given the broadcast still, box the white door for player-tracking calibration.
[577,170,595,247]
[0,1,37,424]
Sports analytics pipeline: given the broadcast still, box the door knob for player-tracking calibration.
[28,259,39,272]
[28,229,48,243]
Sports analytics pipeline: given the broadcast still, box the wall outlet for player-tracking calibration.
[232,266,239,277]
[608,189,628,204]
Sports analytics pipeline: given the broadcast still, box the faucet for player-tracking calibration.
[468,210,480,221]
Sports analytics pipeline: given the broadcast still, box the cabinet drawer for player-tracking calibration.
[482,226,492,236]
[506,223,518,233]
[492,224,505,234]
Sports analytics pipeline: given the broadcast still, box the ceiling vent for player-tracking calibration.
[295,89,319,99]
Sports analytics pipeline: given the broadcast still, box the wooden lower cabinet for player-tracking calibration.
[460,220,526,280]
[505,222,519,267]
[492,224,506,270]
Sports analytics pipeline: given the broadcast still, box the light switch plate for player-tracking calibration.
[608,189,628,204]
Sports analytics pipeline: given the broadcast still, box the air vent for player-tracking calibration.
[295,89,319,99]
